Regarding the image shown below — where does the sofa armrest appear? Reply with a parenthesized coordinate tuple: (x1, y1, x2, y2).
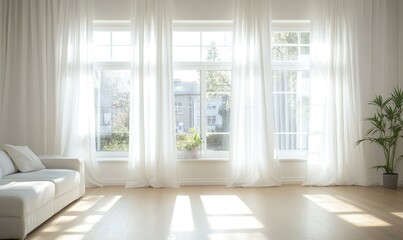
(39, 157, 82, 172)
(39, 156, 85, 196)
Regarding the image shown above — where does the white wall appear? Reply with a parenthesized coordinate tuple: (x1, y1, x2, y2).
(93, 0, 313, 21)
(399, 0, 403, 84)
(398, 0, 403, 184)
(93, 0, 131, 20)
(98, 159, 307, 185)
(172, 0, 233, 20)
(386, 0, 399, 89)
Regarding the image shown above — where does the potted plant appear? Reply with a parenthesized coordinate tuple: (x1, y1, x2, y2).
(177, 128, 202, 159)
(356, 87, 403, 189)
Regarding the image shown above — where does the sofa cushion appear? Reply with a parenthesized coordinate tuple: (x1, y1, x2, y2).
(1, 145, 45, 172)
(0, 180, 55, 217)
(0, 150, 17, 177)
(3, 169, 79, 197)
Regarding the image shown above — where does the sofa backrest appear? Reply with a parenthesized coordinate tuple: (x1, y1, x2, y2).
(0, 150, 17, 178)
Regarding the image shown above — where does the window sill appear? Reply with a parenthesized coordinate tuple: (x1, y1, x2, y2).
(97, 157, 129, 163)
(279, 157, 307, 162)
(96, 157, 307, 163)
(178, 158, 228, 162)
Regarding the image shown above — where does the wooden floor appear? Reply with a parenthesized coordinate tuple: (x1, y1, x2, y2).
(27, 186, 403, 240)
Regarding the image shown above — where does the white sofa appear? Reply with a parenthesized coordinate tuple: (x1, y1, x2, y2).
(0, 150, 85, 239)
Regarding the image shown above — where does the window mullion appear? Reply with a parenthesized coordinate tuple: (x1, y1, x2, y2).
(200, 69, 207, 156)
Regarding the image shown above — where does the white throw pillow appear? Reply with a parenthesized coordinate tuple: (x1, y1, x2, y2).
(0, 167, 3, 179)
(1, 144, 46, 172)
(0, 149, 17, 176)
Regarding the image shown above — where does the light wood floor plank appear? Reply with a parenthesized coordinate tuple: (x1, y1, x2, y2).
(27, 186, 403, 240)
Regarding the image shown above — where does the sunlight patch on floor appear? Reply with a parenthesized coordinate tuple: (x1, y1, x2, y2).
(65, 215, 103, 233)
(42, 216, 77, 233)
(170, 195, 194, 232)
(391, 212, 403, 219)
(304, 194, 392, 227)
(338, 214, 391, 227)
(303, 195, 362, 213)
(54, 234, 84, 240)
(67, 195, 104, 213)
(97, 195, 122, 212)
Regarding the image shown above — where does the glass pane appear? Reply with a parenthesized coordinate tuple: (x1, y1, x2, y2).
(202, 46, 228, 62)
(206, 94, 230, 133)
(299, 71, 311, 93)
(174, 70, 201, 94)
(93, 31, 111, 45)
(174, 70, 201, 136)
(272, 46, 298, 61)
(202, 32, 226, 46)
(272, 32, 298, 44)
(300, 46, 310, 55)
(206, 71, 231, 93)
(206, 133, 229, 151)
(273, 71, 297, 92)
(173, 47, 201, 62)
(272, 30, 310, 153)
(299, 133, 309, 150)
(299, 96, 310, 132)
(206, 70, 231, 151)
(300, 32, 310, 44)
(224, 47, 232, 62)
(112, 46, 132, 61)
(94, 70, 130, 151)
(273, 93, 297, 133)
(225, 32, 233, 46)
(275, 134, 297, 151)
(112, 32, 131, 45)
(173, 32, 200, 46)
(94, 46, 111, 62)
(276, 133, 308, 151)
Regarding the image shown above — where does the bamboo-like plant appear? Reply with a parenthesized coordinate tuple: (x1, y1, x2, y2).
(356, 87, 403, 173)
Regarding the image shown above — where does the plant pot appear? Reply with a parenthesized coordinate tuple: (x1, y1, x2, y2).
(187, 148, 199, 159)
(383, 173, 398, 189)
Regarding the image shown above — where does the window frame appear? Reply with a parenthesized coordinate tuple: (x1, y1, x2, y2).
(173, 22, 233, 159)
(271, 20, 311, 160)
(93, 21, 132, 158)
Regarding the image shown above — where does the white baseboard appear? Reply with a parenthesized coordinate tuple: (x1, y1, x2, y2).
(100, 178, 127, 186)
(99, 177, 305, 186)
(179, 178, 227, 185)
(279, 177, 305, 185)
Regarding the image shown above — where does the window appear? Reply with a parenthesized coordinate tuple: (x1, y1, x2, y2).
(207, 116, 217, 126)
(173, 31, 232, 62)
(272, 23, 310, 158)
(93, 22, 131, 154)
(173, 26, 232, 158)
(175, 102, 184, 115)
(93, 31, 132, 62)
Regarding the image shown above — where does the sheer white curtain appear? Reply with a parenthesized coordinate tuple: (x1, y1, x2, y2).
(0, 0, 58, 154)
(0, 0, 102, 187)
(304, 0, 388, 186)
(227, 0, 281, 187)
(56, 0, 102, 187)
(126, 0, 178, 188)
